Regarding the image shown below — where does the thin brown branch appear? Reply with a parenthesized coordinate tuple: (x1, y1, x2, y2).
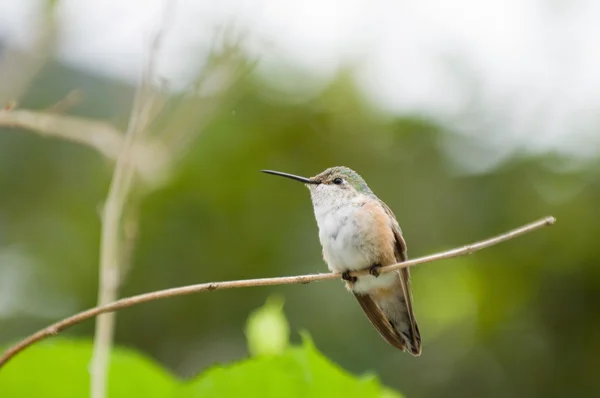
(0, 215, 555, 369)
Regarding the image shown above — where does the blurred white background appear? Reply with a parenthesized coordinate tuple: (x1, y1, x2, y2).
(1, 0, 599, 163)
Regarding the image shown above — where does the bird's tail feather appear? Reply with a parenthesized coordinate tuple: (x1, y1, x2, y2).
(354, 278, 421, 355)
(375, 288, 421, 355)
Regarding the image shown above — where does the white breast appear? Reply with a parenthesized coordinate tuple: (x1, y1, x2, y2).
(315, 201, 371, 272)
(312, 196, 397, 293)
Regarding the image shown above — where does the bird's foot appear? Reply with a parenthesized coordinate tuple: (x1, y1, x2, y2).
(341, 270, 358, 283)
(369, 263, 382, 278)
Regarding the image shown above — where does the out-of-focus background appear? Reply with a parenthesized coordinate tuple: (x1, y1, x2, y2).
(1, 1, 599, 397)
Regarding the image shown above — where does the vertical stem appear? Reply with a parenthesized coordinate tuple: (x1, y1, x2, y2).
(88, 3, 174, 395)
(90, 188, 132, 398)
(90, 128, 140, 398)
(89, 39, 156, 398)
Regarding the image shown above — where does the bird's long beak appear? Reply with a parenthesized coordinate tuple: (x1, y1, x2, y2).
(261, 170, 319, 184)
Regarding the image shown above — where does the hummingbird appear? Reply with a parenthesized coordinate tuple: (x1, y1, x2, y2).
(262, 166, 421, 355)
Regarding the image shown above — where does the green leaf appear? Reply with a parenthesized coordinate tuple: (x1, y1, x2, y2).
(179, 331, 402, 398)
(0, 339, 177, 398)
(244, 295, 290, 356)
(1, 303, 403, 398)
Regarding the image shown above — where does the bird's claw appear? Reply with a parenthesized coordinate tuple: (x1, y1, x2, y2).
(369, 264, 382, 278)
(341, 271, 358, 283)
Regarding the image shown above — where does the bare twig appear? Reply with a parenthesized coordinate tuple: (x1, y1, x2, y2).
(0, 109, 124, 160)
(45, 90, 84, 113)
(0, 3, 58, 106)
(0, 109, 170, 186)
(161, 28, 253, 162)
(0, 216, 555, 369)
(89, 3, 175, 398)
(88, 93, 138, 398)
(118, 199, 141, 282)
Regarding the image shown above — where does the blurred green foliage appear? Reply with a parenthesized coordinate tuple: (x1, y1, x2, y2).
(245, 295, 290, 356)
(0, 340, 177, 398)
(0, 298, 400, 398)
(0, 53, 599, 398)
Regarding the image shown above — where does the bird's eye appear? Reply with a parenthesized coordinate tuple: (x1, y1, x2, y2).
(333, 178, 344, 185)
